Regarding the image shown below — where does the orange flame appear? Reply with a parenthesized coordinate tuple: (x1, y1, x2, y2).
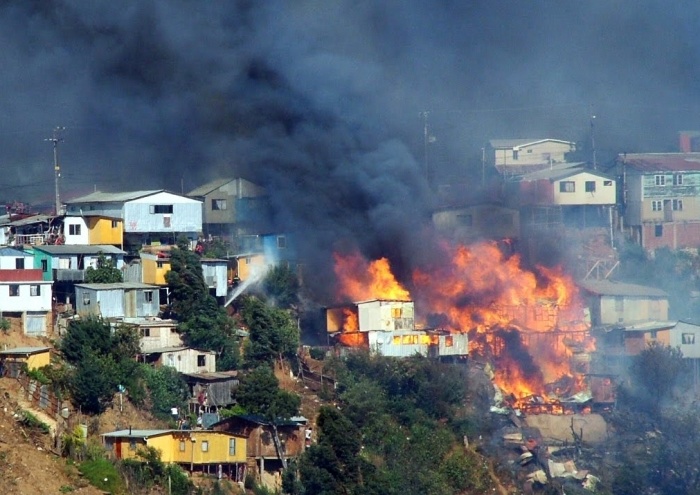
(334, 252, 410, 301)
(332, 241, 594, 409)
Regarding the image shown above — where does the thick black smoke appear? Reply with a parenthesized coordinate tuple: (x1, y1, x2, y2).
(2, 1, 700, 295)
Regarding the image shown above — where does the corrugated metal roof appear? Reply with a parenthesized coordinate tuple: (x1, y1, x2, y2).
(578, 279, 668, 298)
(75, 282, 158, 290)
(141, 346, 216, 355)
(623, 320, 677, 332)
(9, 215, 53, 226)
(101, 429, 172, 438)
(518, 163, 608, 182)
(182, 371, 239, 381)
(186, 178, 234, 197)
(66, 190, 163, 204)
(619, 153, 700, 173)
(34, 245, 126, 255)
(0, 346, 51, 355)
(0, 247, 30, 257)
(489, 138, 575, 149)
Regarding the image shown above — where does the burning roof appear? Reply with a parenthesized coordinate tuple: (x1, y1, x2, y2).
(331, 240, 594, 412)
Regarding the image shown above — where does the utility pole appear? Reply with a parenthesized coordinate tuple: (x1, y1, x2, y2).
(589, 105, 597, 170)
(420, 111, 430, 182)
(45, 126, 65, 215)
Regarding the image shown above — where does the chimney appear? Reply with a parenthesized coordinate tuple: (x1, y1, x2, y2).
(129, 426, 132, 435)
(679, 131, 700, 153)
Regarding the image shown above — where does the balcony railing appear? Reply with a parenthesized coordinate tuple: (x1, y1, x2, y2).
(53, 269, 85, 282)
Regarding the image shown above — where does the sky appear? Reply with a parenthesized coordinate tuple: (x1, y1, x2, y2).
(2, 1, 700, 287)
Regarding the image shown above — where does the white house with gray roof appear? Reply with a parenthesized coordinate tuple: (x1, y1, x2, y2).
(489, 138, 577, 177)
(65, 190, 202, 251)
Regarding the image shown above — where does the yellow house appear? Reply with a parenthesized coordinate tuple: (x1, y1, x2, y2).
(87, 217, 123, 245)
(0, 346, 51, 371)
(231, 253, 266, 282)
(141, 252, 171, 285)
(63, 216, 123, 246)
(102, 429, 248, 479)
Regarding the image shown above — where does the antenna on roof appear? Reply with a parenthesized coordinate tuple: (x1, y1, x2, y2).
(45, 127, 65, 215)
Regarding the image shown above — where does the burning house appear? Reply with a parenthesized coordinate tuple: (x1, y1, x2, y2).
(326, 299, 468, 360)
(331, 242, 598, 413)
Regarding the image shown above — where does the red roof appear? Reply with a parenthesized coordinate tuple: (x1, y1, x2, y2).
(619, 153, 700, 173)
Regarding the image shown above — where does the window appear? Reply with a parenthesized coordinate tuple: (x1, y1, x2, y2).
(444, 336, 454, 347)
(212, 199, 227, 211)
(69, 224, 81, 236)
(603, 180, 613, 186)
(179, 440, 186, 452)
(559, 181, 575, 193)
(277, 236, 287, 249)
(244, 257, 251, 264)
(650, 331, 658, 340)
(83, 294, 91, 305)
(585, 181, 596, 193)
(201, 440, 209, 452)
(655, 175, 666, 186)
(141, 328, 151, 337)
(673, 174, 684, 186)
(15, 258, 24, 269)
(655, 224, 663, 237)
(527, 148, 533, 154)
(130, 440, 137, 450)
(111, 220, 119, 228)
(197, 355, 207, 367)
(614, 296, 624, 312)
(512, 150, 519, 160)
(41, 259, 48, 273)
(229, 438, 236, 455)
(163, 216, 171, 228)
(30, 285, 40, 296)
(652, 200, 663, 212)
(456, 214, 473, 226)
(673, 199, 683, 211)
(157, 261, 165, 268)
(682, 333, 696, 345)
(391, 307, 403, 318)
(9, 285, 19, 297)
(144, 290, 154, 303)
(150, 204, 173, 214)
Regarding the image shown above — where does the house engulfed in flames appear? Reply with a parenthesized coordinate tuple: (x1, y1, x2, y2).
(331, 242, 603, 414)
(326, 299, 468, 360)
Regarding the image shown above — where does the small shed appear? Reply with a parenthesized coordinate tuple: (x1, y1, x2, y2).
(0, 346, 51, 373)
(182, 371, 240, 413)
(201, 258, 228, 298)
(211, 414, 308, 475)
(75, 282, 160, 318)
(143, 346, 216, 374)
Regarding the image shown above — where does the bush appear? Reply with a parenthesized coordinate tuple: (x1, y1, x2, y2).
(19, 410, 51, 434)
(79, 458, 124, 494)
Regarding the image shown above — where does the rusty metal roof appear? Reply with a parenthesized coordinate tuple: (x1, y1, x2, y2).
(619, 153, 700, 172)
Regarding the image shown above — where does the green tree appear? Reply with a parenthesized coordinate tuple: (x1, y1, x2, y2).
(61, 318, 142, 413)
(142, 365, 189, 420)
(70, 351, 119, 414)
(166, 238, 240, 371)
(60, 317, 113, 364)
(263, 264, 300, 309)
(236, 366, 300, 420)
(628, 342, 689, 414)
(166, 237, 209, 318)
(240, 296, 299, 366)
(84, 253, 123, 283)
